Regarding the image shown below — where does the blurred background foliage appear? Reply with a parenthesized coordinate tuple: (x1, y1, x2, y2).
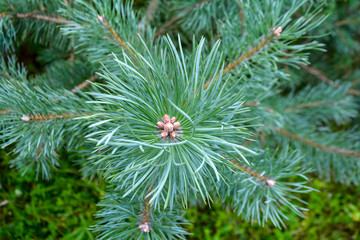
(1, 0, 360, 239)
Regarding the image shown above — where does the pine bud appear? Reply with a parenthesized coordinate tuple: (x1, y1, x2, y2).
(170, 117, 176, 123)
(266, 179, 276, 187)
(163, 114, 170, 123)
(97, 14, 104, 22)
(273, 27, 282, 37)
(170, 131, 176, 138)
(157, 121, 164, 128)
(139, 222, 150, 232)
(21, 115, 30, 121)
(164, 123, 174, 132)
(173, 121, 181, 128)
(161, 130, 168, 138)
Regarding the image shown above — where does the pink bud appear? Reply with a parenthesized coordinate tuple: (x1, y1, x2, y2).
(157, 121, 164, 128)
(97, 15, 104, 22)
(170, 131, 176, 138)
(139, 222, 150, 232)
(161, 130, 168, 138)
(21, 115, 30, 121)
(164, 123, 174, 132)
(170, 117, 176, 123)
(273, 27, 282, 37)
(266, 179, 276, 187)
(163, 114, 170, 123)
(173, 122, 181, 128)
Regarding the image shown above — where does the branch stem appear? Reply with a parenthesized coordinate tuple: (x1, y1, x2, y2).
(203, 32, 276, 90)
(273, 127, 360, 157)
(0, 11, 66, 23)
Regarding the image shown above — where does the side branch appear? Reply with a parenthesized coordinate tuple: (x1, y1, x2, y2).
(0, 109, 10, 115)
(300, 64, 360, 96)
(1, 11, 66, 23)
(223, 35, 275, 74)
(70, 75, 98, 94)
(285, 101, 338, 112)
(203, 28, 281, 90)
(98, 16, 127, 49)
(21, 113, 91, 121)
(231, 160, 276, 187)
(273, 127, 360, 157)
(139, 187, 153, 233)
(97, 16, 138, 65)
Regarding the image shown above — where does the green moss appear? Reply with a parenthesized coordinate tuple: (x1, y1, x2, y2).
(0, 149, 105, 240)
(185, 178, 360, 240)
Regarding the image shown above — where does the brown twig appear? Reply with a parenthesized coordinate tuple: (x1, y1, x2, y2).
(243, 100, 260, 107)
(299, 64, 338, 87)
(70, 75, 98, 94)
(284, 101, 338, 113)
(299, 64, 360, 96)
(334, 18, 360, 27)
(97, 16, 139, 66)
(145, 0, 160, 25)
(0, 109, 10, 115)
(139, 187, 153, 233)
(203, 31, 278, 90)
(230, 159, 275, 187)
(21, 113, 91, 121)
(273, 127, 360, 157)
(1, 11, 67, 23)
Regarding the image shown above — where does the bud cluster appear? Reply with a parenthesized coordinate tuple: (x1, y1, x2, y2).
(156, 114, 182, 142)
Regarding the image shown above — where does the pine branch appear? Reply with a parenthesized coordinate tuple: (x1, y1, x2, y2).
(299, 64, 360, 96)
(334, 18, 360, 27)
(97, 15, 138, 65)
(0, 11, 67, 23)
(231, 160, 276, 187)
(284, 101, 339, 113)
(144, 0, 160, 25)
(70, 75, 98, 94)
(97, 15, 127, 49)
(203, 27, 282, 90)
(21, 113, 89, 121)
(154, 0, 212, 39)
(273, 127, 360, 158)
(0, 109, 10, 115)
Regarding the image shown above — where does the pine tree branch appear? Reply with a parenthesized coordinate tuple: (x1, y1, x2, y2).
(284, 101, 339, 113)
(351, 78, 360, 87)
(203, 28, 281, 90)
(97, 16, 139, 66)
(0, 11, 67, 23)
(21, 113, 91, 121)
(0, 109, 10, 115)
(334, 18, 360, 27)
(243, 100, 260, 107)
(299, 64, 360, 96)
(154, 0, 212, 40)
(145, 0, 160, 25)
(230, 160, 276, 187)
(70, 75, 98, 94)
(273, 127, 360, 157)
(97, 15, 127, 49)
(139, 187, 153, 233)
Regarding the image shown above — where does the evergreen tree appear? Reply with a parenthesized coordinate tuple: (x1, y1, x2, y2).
(0, 0, 359, 239)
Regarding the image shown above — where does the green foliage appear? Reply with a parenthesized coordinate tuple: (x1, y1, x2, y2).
(2, 154, 359, 239)
(95, 190, 188, 240)
(0, 0, 359, 238)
